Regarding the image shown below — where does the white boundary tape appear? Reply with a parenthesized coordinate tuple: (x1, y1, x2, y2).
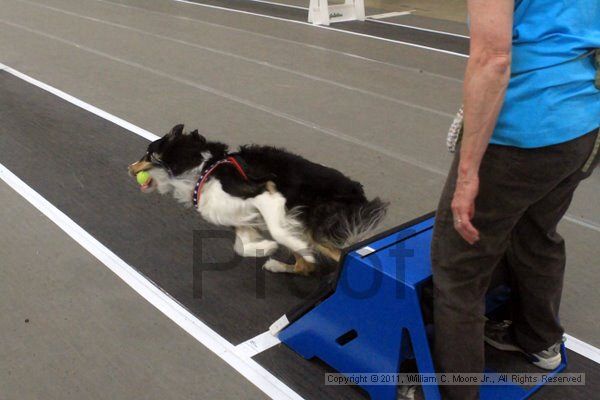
(237, 331, 282, 358)
(368, 11, 414, 20)
(564, 334, 600, 364)
(1, 63, 600, 368)
(366, 18, 470, 39)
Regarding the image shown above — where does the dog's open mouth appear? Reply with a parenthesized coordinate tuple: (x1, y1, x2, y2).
(140, 177, 153, 192)
(136, 173, 156, 193)
(129, 160, 156, 192)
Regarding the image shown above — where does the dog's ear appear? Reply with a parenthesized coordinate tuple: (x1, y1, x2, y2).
(190, 129, 206, 145)
(169, 124, 184, 138)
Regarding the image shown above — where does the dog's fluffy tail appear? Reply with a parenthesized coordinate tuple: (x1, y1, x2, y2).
(312, 198, 389, 249)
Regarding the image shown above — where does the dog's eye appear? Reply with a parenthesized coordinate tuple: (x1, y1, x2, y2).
(150, 153, 161, 163)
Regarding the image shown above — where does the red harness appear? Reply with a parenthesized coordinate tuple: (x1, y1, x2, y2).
(192, 156, 248, 208)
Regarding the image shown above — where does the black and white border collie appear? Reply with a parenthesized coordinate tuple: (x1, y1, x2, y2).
(129, 124, 388, 275)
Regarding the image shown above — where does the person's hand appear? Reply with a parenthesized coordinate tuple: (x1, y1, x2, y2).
(451, 174, 480, 244)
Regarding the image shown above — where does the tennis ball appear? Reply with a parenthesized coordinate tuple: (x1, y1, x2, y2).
(136, 171, 151, 185)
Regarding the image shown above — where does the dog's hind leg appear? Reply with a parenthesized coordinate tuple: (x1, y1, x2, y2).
(252, 190, 315, 264)
(315, 243, 342, 263)
(234, 226, 278, 257)
(291, 252, 316, 275)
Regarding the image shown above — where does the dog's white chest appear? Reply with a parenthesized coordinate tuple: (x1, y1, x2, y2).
(197, 179, 260, 226)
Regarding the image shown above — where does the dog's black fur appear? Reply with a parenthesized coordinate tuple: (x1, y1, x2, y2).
(132, 125, 388, 262)
(237, 144, 388, 247)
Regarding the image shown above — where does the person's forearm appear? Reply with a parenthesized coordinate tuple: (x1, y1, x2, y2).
(459, 54, 511, 179)
(449, 0, 514, 244)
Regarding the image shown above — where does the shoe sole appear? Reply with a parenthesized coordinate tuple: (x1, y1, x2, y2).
(531, 353, 562, 370)
(484, 336, 524, 353)
(485, 337, 562, 370)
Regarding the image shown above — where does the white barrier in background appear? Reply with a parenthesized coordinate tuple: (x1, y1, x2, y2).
(308, 0, 365, 25)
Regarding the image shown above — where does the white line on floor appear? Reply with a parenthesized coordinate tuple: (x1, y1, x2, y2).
(14, 0, 455, 119)
(565, 334, 600, 364)
(368, 11, 414, 19)
(170, 0, 469, 58)
(1, 64, 599, 364)
(237, 331, 282, 358)
(563, 214, 600, 232)
(367, 18, 470, 39)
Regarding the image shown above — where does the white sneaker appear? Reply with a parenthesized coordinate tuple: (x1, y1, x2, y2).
(484, 319, 563, 370)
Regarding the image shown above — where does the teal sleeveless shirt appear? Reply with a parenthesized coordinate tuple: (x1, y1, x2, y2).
(492, 0, 600, 148)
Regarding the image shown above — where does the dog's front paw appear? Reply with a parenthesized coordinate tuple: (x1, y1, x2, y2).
(263, 258, 295, 273)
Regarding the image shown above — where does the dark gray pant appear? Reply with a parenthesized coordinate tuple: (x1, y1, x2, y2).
(431, 128, 600, 400)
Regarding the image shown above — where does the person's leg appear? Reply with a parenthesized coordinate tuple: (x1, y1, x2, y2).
(433, 129, 599, 399)
(506, 184, 571, 352)
(507, 130, 600, 353)
(432, 146, 533, 400)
